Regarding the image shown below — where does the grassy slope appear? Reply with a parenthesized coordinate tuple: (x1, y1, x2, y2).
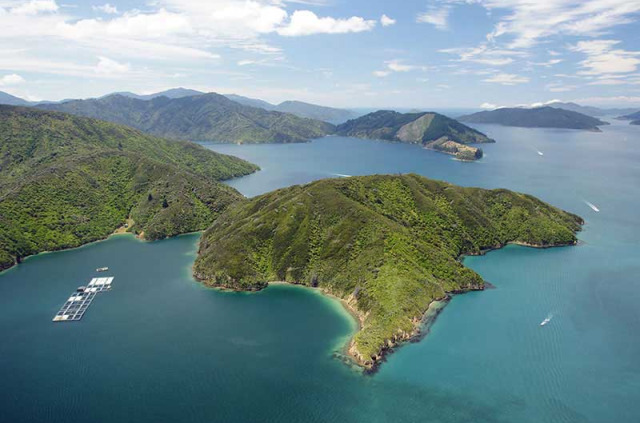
(38, 93, 335, 143)
(195, 174, 583, 366)
(0, 106, 258, 271)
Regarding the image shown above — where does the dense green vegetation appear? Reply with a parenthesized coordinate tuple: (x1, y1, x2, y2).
(459, 106, 609, 130)
(0, 106, 258, 272)
(194, 174, 583, 366)
(335, 110, 493, 160)
(38, 93, 335, 144)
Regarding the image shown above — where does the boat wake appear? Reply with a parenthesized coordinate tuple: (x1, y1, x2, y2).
(584, 200, 600, 212)
(537, 150, 544, 156)
(332, 173, 352, 178)
(540, 313, 553, 326)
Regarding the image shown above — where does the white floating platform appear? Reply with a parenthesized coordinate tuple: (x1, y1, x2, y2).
(53, 276, 114, 322)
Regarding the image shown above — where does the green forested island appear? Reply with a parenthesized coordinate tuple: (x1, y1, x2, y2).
(459, 107, 609, 131)
(37, 93, 335, 144)
(194, 174, 583, 367)
(0, 106, 258, 272)
(336, 110, 494, 160)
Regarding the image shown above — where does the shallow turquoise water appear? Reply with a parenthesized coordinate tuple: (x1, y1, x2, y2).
(1, 119, 639, 422)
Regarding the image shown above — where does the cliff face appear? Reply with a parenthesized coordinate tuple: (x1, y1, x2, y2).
(194, 174, 583, 367)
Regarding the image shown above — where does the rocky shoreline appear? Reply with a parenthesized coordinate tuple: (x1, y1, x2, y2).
(191, 233, 584, 371)
(193, 232, 584, 373)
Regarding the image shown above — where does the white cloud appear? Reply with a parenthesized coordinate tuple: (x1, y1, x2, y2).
(208, 1, 288, 35)
(373, 59, 428, 77)
(0, 0, 380, 84)
(483, 73, 529, 85)
(571, 40, 640, 75)
(476, 0, 640, 49)
(58, 9, 193, 40)
(95, 56, 130, 75)
(380, 14, 396, 27)
(480, 102, 499, 109)
(92, 3, 118, 14)
(545, 82, 577, 92)
(373, 70, 391, 77)
(387, 60, 415, 72)
(438, 0, 640, 79)
(440, 45, 523, 66)
(0, 74, 25, 86)
(417, 6, 450, 30)
(9, 0, 58, 15)
(277, 10, 376, 36)
(528, 59, 562, 67)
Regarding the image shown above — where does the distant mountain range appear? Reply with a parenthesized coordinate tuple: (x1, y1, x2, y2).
(109, 89, 356, 123)
(459, 107, 609, 131)
(37, 93, 334, 144)
(224, 94, 357, 124)
(110, 88, 204, 101)
(336, 110, 494, 160)
(0, 91, 32, 106)
(0, 88, 357, 126)
(546, 102, 639, 117)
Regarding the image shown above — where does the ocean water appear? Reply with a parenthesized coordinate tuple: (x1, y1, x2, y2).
(1, 119, 639, 422)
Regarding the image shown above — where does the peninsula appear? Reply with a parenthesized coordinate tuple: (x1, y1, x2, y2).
(194, 174, 583, 368)
(335, 110, 494, 160)
(0, 106, 258, 272)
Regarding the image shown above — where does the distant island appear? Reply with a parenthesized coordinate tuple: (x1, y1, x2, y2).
(194, 174, 583, 369)
(618, 111, 640, 125)
(336, 110, 494, 160)
(0, 106, 258, 272)
(37, 93, 335, 144)
(459, 106, 609, 131)
(545, 101, 639, 117)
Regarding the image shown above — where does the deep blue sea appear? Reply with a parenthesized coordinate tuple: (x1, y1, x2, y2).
(1, 118, 639, 422)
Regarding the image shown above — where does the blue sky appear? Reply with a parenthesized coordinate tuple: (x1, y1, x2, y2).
(1, 0, 640, 108)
